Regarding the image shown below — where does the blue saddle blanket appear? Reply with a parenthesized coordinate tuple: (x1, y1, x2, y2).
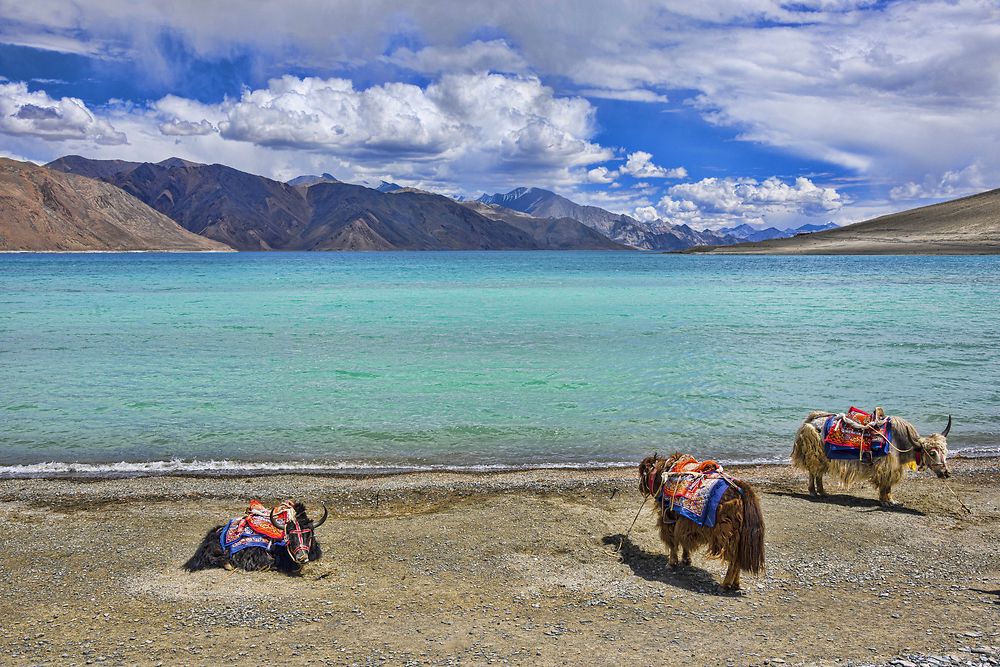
(220, 518, 286, 556)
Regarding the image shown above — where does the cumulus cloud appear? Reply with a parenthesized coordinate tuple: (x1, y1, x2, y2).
(655, 176, 844, 229)
(620, 151, 686, 179)
(0, 81, 126, 145)
(213, 73, 611, 177)
(587, 166, 616, 184)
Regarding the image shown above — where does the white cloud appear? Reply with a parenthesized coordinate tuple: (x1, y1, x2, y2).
(586, 166, 616, 184)
(0, 81, 126, 145)
(213, 73, 611, 182)
(632, 205, 659, 222)
(578, 88, 668, 103)
(657, 176, 844, 229)
(386, 39, 528, 74)
(158, 118, 215, 136)
(889, 164, 988, 201)
(620, 151, 686, 179)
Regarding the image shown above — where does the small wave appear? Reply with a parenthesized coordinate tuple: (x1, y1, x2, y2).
(0, 458, 638, 479)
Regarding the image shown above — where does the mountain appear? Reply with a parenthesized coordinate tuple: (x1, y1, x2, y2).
(719, 221, 840, 242)
(693, 190, 1000, 254)
(0, 158, 231, 251)
(287, 173, 339, 187)
(46, 156, 623, 251)
(478, 186, 736, 250)
(462, 201, 627, 250)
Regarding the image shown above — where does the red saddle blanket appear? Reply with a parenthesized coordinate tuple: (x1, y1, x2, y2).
(656, 456, 732, 528)
(823, 407, 893, 459)
(243, 499, 296, 539)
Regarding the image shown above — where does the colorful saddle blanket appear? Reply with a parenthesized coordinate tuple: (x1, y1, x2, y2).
(219, 499, 296, 557)
(655, 456, 733, 528)
(822, 407, 893, 461)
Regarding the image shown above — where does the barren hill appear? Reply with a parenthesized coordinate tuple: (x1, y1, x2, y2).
(0, 158, 231, 252)
(693, 188, 1000, 254)
(48, 156, 626, 251)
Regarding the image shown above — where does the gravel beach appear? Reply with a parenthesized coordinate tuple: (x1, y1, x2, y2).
(1, 459, 997, 666)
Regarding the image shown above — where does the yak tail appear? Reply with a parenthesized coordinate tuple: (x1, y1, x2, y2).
(735, 480, 765, 576)
(791, 414, 827, 473)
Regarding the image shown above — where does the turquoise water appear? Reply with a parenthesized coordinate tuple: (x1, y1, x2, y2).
(1, 252, 998, 475)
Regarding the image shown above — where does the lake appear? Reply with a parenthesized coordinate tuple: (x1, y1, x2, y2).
(1, 251, 997, 476)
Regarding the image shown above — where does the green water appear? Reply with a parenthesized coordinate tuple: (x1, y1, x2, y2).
(1, 252, 997, 475)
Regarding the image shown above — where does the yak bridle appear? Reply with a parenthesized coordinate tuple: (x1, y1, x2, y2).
(917, 416, 952, 478)
(272, 504, 328, 564)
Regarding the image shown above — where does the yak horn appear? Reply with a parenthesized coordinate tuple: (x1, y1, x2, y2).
(942, 415, 952, 437)
(313, 504, 328, 528)
(270, 507, 280, 527)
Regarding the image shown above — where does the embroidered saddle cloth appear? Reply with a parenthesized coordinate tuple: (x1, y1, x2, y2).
(823, 406, 892, 461)
(219, 499, 296, 556)
(656, 456, 733, 528)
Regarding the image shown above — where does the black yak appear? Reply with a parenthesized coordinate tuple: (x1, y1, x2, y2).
(184, 500, 327, 574)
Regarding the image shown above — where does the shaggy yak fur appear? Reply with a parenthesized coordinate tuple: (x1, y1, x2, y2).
(638, 453, 765, 591)
(791, 411, 952, 506)
(184, 501, 324, 574)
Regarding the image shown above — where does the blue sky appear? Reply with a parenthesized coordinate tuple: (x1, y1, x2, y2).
(1, 1, 998, 230)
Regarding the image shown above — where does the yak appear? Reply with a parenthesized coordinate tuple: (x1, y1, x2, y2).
(639, 453, 765, 592)
(184, 501, 327, 574)
(792, 411, 951, 506)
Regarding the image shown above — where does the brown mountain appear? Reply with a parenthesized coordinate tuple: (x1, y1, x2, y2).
(0, 158, 231, 252)
(47, 156, 622, 251)
(462, 201, 627, 250)
(692, 188, 1000, 254)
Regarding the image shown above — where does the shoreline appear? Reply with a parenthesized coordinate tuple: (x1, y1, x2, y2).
(3, 458, 997, 665)
(3, 458, 998, 665)
(2, 449, 997, 482)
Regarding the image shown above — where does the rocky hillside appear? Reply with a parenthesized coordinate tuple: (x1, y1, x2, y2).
(47, 156, 623, 251)
(478, 187, 735, 250)
(695, 189, 1000, 254)
(0, 158, 231, 252)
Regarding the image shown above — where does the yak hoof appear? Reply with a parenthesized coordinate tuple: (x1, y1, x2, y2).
(879, 500, 899, 508)
(222, 562, 234, 571)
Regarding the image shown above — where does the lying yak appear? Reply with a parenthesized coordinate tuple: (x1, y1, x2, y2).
(184, 499, 327, 574)
(792, 407, 951, 506)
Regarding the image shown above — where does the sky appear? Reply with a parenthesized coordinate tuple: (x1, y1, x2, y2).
(0, 1, 998, 231)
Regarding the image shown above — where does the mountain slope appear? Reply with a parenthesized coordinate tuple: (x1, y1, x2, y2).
(695, 188, 1000, 254)
(0, 158, 231, 251)
(479, 187, 735, 250)
(462, 201, 627, 250)
(47, 156, 590, 251)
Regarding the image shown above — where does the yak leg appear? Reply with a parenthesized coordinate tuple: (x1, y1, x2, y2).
(681, 545, 692, 568)
(809, 472, 828, 497)
(667, 541, 680, 569)
(879, 485, 896, 507)
(815, 473, 828, 497)
(660, 520, 679, 568)
(721, 557, 741, 591)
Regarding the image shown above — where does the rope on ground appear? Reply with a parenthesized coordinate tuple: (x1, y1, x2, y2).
(615, 494, 649, 555)
(942, 478, 972, 514)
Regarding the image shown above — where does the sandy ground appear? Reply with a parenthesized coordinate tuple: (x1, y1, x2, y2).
(1, 459, 998, 666)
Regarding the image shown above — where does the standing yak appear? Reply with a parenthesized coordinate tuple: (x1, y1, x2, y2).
(792, 409, 951, 506)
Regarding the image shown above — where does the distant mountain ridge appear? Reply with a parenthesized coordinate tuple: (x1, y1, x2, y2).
(718, 221, 838, 243)
(479, 186, 737, 250)
(0, 158, 230, 252)
(46, 156, 621, 251)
